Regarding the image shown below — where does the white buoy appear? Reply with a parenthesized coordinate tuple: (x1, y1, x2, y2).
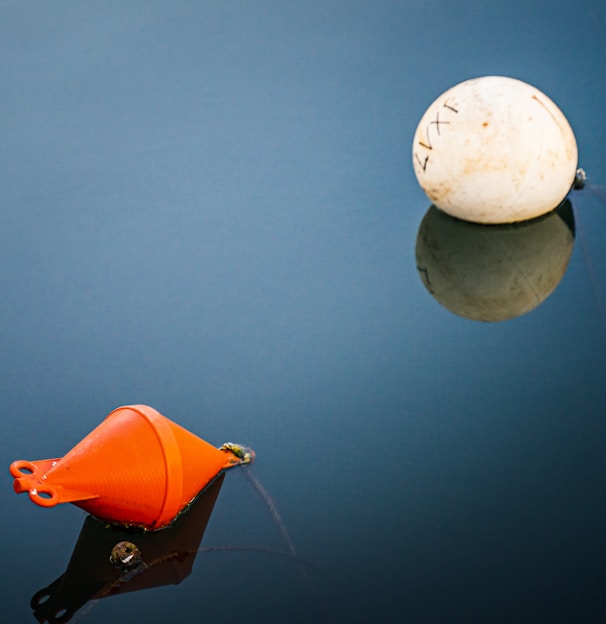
(412, 76, 578, 224)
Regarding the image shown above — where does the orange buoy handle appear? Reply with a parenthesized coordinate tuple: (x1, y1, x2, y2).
(10, 458, 99, 508)
(11, 459, 61, 503)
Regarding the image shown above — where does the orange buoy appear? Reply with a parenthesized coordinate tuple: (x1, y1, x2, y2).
(9, 405, 254, 530)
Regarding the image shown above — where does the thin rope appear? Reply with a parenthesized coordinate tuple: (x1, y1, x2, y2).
(574, 191, 606, 332)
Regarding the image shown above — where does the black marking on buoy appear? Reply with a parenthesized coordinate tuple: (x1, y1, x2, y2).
(443, 101, 459, 113)
(415, 153, 430, 172)
(430, 111, 449, 135)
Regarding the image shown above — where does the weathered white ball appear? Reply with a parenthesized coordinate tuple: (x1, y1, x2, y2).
(412, 76, 578, 224)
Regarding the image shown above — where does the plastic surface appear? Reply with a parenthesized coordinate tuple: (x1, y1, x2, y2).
(412, 76, 578, 224)
(10, 405, 246, 529)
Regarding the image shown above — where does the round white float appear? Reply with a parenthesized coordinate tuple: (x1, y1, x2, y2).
(412, 76, 578, 224)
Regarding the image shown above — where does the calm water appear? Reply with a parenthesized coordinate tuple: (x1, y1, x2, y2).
(1, 2, 605, 623)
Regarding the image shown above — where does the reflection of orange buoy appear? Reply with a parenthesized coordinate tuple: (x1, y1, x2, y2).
(9, 405, 253, 530)
(31, 474, 225, 623)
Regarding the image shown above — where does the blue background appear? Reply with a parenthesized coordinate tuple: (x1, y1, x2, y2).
(1, 2, 605, 622)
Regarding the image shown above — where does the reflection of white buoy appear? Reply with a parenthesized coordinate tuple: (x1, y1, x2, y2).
(415, 200, 575, 322)
(412, 76, 578, 224)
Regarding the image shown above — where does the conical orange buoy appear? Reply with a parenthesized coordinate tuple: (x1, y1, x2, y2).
(9, 405, 254, 530)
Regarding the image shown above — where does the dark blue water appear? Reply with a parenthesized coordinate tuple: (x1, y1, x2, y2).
(1, 2, 605, 622)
